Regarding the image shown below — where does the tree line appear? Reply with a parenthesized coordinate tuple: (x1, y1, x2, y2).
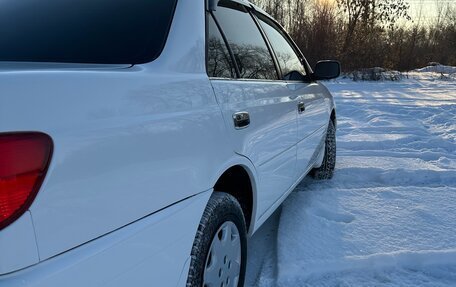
(252, 0, 456, 71)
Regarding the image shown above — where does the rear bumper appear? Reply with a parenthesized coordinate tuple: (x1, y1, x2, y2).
(0, 191, 211, 287)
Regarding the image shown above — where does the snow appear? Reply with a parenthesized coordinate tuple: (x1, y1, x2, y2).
(411, 65, 456, 82)
(415, 65, 456, 75)
(247, 73, 456, 286)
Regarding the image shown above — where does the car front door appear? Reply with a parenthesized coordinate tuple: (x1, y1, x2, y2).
(207, 1, 298, 219)
(255, 12, 329, 177)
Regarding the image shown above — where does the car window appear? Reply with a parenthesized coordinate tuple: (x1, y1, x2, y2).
(0, 0, 177, 64)
(256, 14, 307, 81)
(213, 1, 277, 80)
(207, 14, 237, 78)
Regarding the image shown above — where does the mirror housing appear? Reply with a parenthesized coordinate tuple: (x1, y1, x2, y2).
(313, 60, 341, 80)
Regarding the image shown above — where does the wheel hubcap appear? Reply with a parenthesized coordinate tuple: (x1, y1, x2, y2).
(203, 221, 241, 287)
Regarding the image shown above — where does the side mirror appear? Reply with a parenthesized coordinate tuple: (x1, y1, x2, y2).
(313, 60, 341, 80)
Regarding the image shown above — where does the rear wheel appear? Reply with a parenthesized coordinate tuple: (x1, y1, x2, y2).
(311, 120, 336, 180)
(187, 192, 247, 287)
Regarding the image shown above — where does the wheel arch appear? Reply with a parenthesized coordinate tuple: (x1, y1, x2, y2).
(212, 162, 258, 235)
(330, 109, 337, 129)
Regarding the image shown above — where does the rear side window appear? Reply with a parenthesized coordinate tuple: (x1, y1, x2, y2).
(0, 0, 177, 64)
(207, 15, 236, 78)
(213, 1, 277, 80)
(256, 14, 306, 80)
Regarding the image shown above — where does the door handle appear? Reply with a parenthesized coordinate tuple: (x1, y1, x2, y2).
(298, 102, 306, 114)
(233, 111, 250, 129)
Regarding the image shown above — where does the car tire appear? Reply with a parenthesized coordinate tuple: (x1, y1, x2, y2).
(311, 120, 336, 180)
(187, 192, 247, 287)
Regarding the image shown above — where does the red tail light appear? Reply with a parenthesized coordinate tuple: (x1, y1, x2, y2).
(0, 133, 53, 230)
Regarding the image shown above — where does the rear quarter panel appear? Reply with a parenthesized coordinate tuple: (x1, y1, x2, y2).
(0, 65, 230, 260)
(0, 0, 233, 261)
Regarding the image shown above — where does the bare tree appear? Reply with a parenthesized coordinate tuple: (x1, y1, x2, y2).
(251, 0, 455, 71)
(337, 0, 410, 53)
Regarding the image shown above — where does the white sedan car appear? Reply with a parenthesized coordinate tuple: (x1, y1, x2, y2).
(0, 0, 339, 286)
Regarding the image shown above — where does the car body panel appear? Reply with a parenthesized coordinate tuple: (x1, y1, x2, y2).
(0, 0, 232, 267)
(24, 69, 227, 260)
(287, 82, 332, 176)
(0, 191, 211, 287)
(0, 212, 39, 274)
(210, 79, 298, 219)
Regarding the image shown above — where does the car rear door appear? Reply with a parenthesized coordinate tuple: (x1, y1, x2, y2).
(254, 12, 329, 177)
(207, 0, 298, 218)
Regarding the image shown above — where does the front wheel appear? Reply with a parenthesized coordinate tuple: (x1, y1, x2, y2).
(187, 192, 247, 287)
(311, 119, 336, 180)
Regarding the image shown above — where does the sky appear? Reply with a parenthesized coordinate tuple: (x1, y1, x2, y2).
(320, 0, 455, 24)
(407, 0, 455, 22)
(327, 0, 455, 23)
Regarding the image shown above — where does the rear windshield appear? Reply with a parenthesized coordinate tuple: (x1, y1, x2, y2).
(0, 0, 177, 64)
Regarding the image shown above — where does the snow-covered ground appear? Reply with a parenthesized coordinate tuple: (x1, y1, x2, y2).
(415, 64, 456, 75)
(247, 72, 456, 286)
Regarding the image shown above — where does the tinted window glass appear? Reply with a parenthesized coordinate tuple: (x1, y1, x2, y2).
(213, 1, 277, 80)
(207, 15, 236, 78)
(257, 15, 306, 80)
(0, 0, 177, 64)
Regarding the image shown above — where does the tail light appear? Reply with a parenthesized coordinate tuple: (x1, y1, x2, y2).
(0, 133, 53, 230)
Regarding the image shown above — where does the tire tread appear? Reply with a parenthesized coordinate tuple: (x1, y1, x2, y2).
(311, 120, 336, 180)
(186, 192, 247, 287)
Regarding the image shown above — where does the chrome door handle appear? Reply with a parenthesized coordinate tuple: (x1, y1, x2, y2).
(298, 102, 306, 114)
(233, 111, 250, 129)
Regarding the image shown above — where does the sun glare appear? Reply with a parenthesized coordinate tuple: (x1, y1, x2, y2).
(317, 0, 336, 7)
